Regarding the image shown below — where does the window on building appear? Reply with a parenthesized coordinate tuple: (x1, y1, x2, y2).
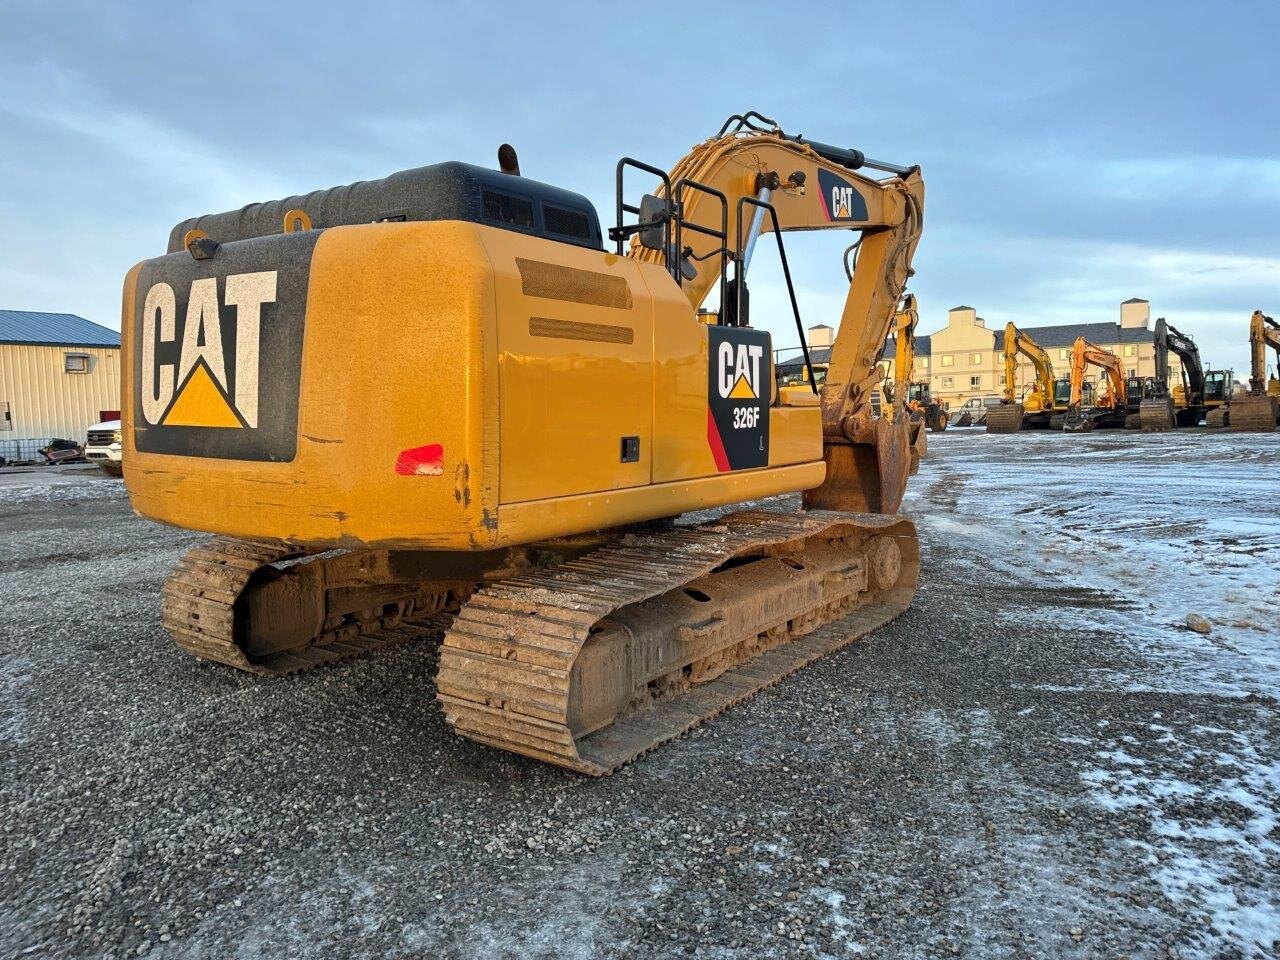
(970, 375, 981, 389)
(941, 355, 954, 367)
(0, 402, 10, 431)
(1123, 344, 1137, 357)
(64, 353, 89, 374)
(969, 353, 982, 365)
(1128, 369, 1136, 378)
(920, 358, 929, 368)
(941, 376, 954, 389)
(1058, 349, 1070, 361)
(999, 373, 1006, 385)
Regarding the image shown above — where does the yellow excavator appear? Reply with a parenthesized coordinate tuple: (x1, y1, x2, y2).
(1227, 310, 1280, 432)
(121, 113, 925, 774)
(880, 296, 944, 449)
(1062, 337, 1126, 432)
(986, 322, 1054, 433)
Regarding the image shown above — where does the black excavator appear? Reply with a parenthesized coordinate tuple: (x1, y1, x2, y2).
(1139, 318, 1206, 430)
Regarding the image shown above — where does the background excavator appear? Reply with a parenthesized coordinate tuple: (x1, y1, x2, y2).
(880, 296, 947, 434)
(121, 113, 925, 775)
(1061, 337, 1126, 432)
(986, 322, 1054, 433)
(1139, 317, 1205, 430)
(1227, 309, 1280, 432)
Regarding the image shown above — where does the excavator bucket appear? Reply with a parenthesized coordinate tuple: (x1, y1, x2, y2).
(803, 415, 911, 515)
(1138, 397, 1176, 431)
(984, 403, 1023, 434)
(1229, 395, 1280, 432)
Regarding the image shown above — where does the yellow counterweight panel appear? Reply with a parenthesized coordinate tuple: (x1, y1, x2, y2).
(124, 222, 499, 549)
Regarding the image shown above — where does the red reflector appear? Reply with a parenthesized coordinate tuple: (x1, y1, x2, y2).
(395, 443, 444, 476)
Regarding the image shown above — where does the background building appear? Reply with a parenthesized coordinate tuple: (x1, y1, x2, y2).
(780, 298, 1187, 410)
(0, 309, 121, 460)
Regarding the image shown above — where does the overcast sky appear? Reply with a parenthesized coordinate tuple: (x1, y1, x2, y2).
(2, 0, 1276, 375)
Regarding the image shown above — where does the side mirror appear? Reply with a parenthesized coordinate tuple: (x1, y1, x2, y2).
(638, 194, 670, 251)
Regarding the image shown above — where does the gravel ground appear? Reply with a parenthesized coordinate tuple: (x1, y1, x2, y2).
(1, 431, 1277, 959)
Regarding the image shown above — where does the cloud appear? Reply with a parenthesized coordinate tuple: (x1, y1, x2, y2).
(0, 60, 284, 208)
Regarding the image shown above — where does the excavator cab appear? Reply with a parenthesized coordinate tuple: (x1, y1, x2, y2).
(1053, 378, 1094, 410)
(1204, 369, 1231, 403)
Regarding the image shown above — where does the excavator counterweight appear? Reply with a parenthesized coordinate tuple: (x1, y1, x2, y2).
(122, 116, 926, 772)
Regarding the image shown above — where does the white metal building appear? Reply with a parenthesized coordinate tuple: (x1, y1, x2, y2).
(0, 309, 121, 460)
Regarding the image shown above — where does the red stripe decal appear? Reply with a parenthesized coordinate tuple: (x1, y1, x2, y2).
(817, 188, 832, 221)
(395, 443, 444, 476)
(706, 408, 731, 472)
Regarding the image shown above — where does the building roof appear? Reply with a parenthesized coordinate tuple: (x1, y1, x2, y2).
(992, 322, 1153, 351)
(777, 320, 1153, 374)
(1121, 298, 1149, 305)
(0, 310, 121, 348)
(777, 335, 930, 374)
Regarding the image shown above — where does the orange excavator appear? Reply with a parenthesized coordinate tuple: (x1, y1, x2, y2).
(1062, 337, 1126, 432)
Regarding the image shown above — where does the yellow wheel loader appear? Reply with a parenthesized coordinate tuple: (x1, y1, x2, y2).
(986, 323, 1054, 434)
(121, 113, 926, 774)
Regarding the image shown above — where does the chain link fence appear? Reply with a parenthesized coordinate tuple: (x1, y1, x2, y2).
(0, 438, 53, 465)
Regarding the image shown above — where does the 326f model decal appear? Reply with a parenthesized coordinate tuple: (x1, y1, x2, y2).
(707, 326, 771, 471)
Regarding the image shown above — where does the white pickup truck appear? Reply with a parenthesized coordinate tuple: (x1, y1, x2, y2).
(85, 419, 123, 476)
